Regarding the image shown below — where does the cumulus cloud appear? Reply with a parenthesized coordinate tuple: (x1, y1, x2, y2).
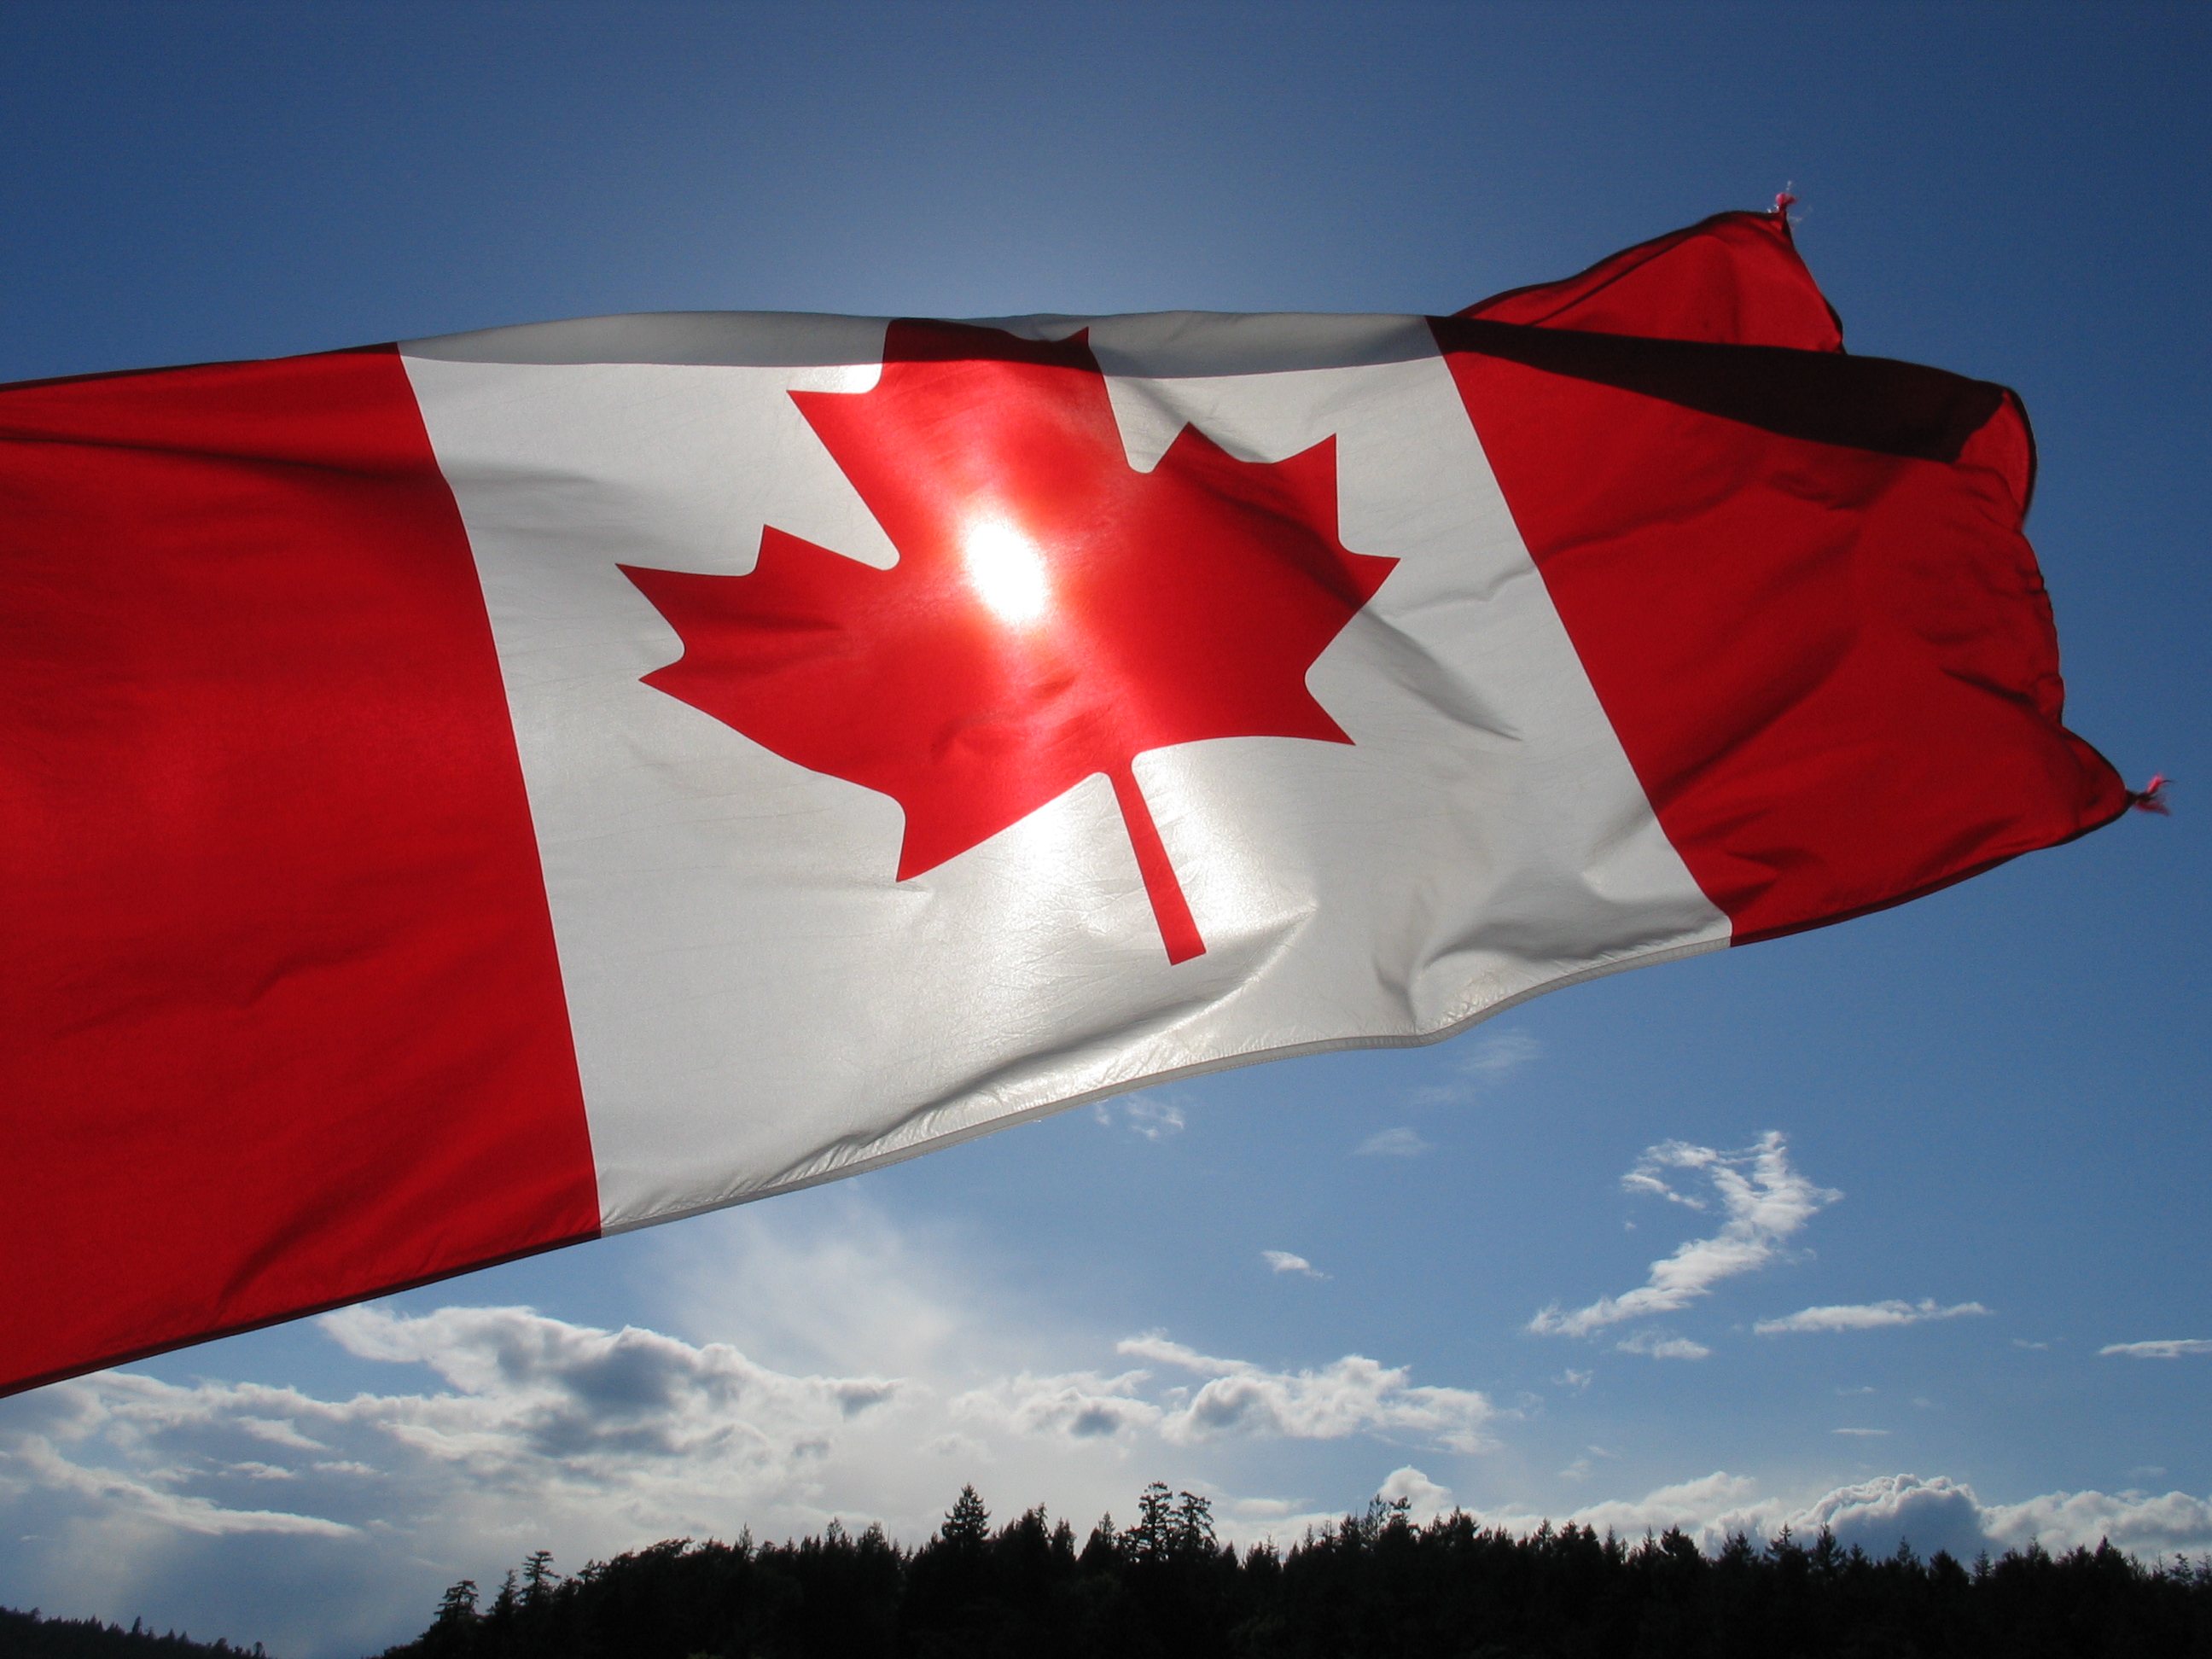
(1530, 1132, 1837, 1340)
(2100, 1339, 2212, 1359)
(1262, 1250, 1327, 1280)
(4, 1313, 1491, 1556)
(1757, 1300, 1990, 1336)
(323, 1302, 906, 1439)
(1356, 1127, 1432, 1157)
(0, 1284, 1505, 1658)
(951, 1370, 1161, 1441)
(1377, 1465, 1456, 1522)
(1984, 1487, 2212, 1558)
(1613, 1330, 1710, 1360)
(1770, 1475, 1991, 1560)
(0, 1308, 930, 1658)
(14, 1288, 2212, 1659)
(19, 1177, 2196, 1659)
(1465, 1470, 2212, 1566)
(1115, 1335, 1496, 1452)
(1412, 1030, 1542, 1103)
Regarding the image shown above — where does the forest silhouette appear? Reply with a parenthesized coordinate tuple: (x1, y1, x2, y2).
(0, 1605, 264, 1657)
(9, 1483, 2207, 1657)
(368, 1481, 2212, 1658)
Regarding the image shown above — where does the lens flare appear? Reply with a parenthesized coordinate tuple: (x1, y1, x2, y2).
(961, 517, 1051, 625)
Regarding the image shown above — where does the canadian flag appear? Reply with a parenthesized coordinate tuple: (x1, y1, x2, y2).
(0, 209, 2128, 1395)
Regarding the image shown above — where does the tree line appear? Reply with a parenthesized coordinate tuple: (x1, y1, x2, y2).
(0, 1605, 265, 1658)
(380, 1481, 2212, 1658)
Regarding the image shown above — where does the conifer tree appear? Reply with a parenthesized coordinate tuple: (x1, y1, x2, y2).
(940, 1485, 988, 1551)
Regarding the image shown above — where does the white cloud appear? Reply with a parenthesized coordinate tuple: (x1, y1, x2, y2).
(1558, 1446, 1620, 1482)
(0, 1273, 1500, 1659)
(8, 1428, 352, 1539)
(1767, 1475, 1990, 1559)
(1115, 1335, 1496, 1452)
(236, 1417, 328, 1452)
(1463, 1029, 1542, 1078)
(2100, 1338, 2212, 1359)
(1262, 1250, 1327, 1280)
(1984, 1487, 2212, 1558)
(15, 1275, 2212, 1659)
(1530, 1132, 1837, 1339)
(951, 1370, 1161, 1441)
(1356, 1126, 1432, 1157)
(1094, 1093, 1185, 1139)
(6, 1313, 1492, 1549)
(1554, 1369, 1593, 1392)
(1412, 1030, 1542, 1103)
(323, 1301, 905, 1429)
(1, 1316, 924, 1659)
(1464, 1470, 2212, 1565)
(1756, 1300, 1989, 1336)
(26, 1173, 2198, 1659)
(1376, 1465, 1455, 1522)
(1517, 1471, 1763, 1541)
(1614, 1330, 1710, 1360)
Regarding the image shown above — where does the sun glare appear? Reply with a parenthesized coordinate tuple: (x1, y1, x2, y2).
(962, 517, 1051, 626)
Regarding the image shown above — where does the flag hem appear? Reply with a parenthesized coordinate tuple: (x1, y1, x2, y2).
(597, 930, 1732, 1238)
(0, 1225, 602, 1401)
(1727, 787, 2137, 947)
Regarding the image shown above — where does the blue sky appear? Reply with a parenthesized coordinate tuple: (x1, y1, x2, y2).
(3, 4, 2207, 1655)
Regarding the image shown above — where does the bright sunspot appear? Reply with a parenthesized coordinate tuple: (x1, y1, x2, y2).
(962, 517, 1051, 625)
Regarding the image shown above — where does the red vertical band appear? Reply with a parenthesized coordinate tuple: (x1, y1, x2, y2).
(1435, 321, 2128, 944)
(0, 346, 598, 1396)
(1460, 207, 1845, 352)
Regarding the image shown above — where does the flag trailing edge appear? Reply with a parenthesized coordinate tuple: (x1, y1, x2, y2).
(0, 208, 2130, 1396)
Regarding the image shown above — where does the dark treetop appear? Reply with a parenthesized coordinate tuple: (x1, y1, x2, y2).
(377, 1481, 2212, 1659)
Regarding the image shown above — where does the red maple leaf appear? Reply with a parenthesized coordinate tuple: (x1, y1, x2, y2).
(621, 320, 1397, 964)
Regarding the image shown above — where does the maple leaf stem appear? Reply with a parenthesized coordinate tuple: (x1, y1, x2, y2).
(1106, 766, 1207, 966)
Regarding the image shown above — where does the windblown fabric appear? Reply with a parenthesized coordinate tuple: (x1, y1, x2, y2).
(0, 209, 2127, 1394)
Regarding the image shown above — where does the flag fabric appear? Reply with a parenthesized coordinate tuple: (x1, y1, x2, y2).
(0, 208, 2129, 1396)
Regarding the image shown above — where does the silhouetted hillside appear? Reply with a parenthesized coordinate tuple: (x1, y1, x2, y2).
(0, 1606, 265, 1659)
(379, 1481, 2212, 1658)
